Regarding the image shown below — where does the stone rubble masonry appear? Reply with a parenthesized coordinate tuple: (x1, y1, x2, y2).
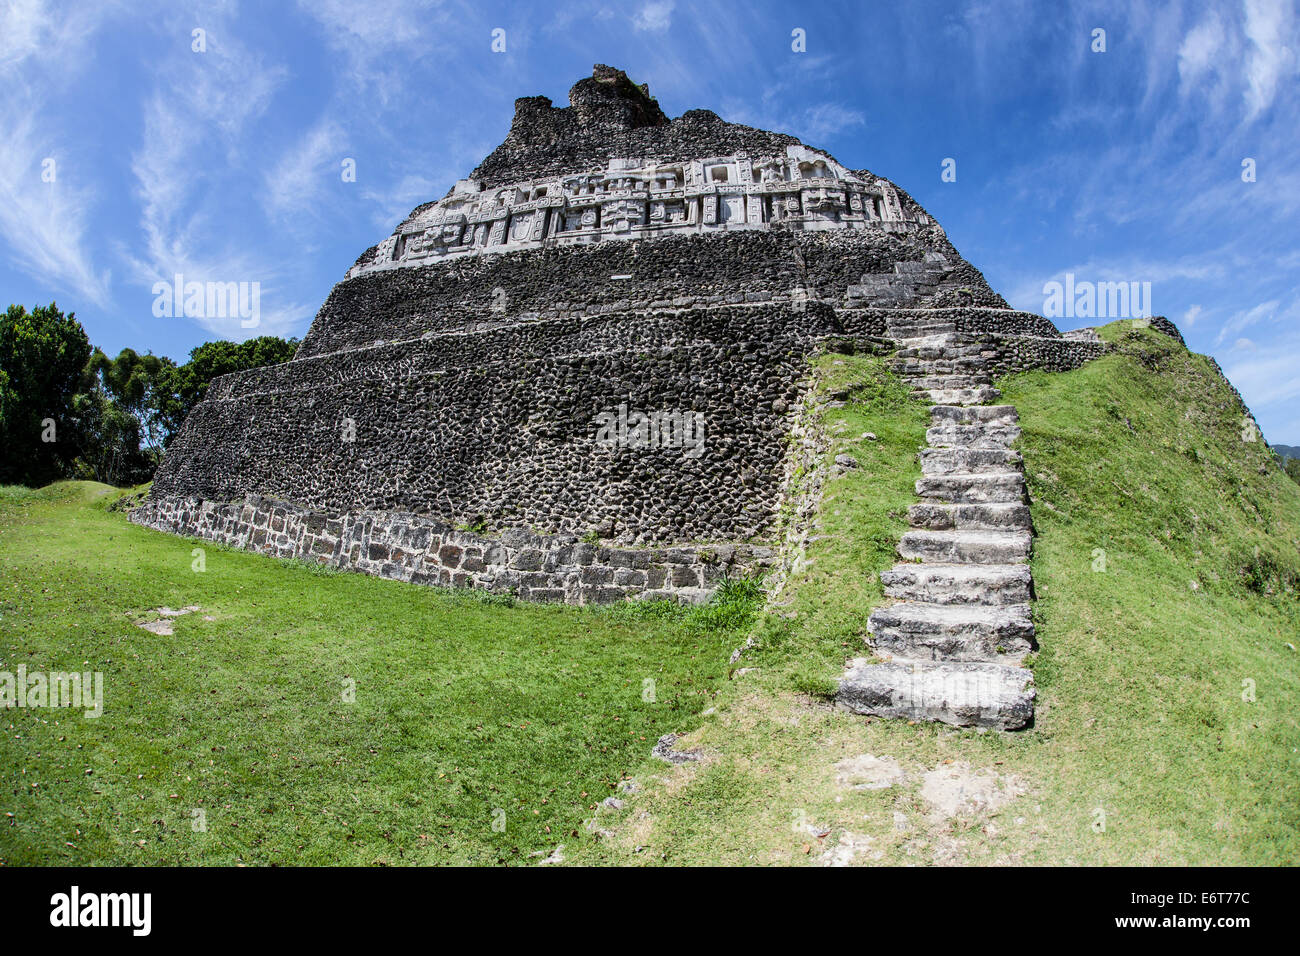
(309, 229, 1004, 359)
(1147, 315, 1186, 346)
(146, 303, 840, 544)
(132, 494, 775, 605)
(980, 333, 1109, 376)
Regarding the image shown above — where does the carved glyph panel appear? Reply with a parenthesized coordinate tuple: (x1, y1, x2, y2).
(348, 148, 927, 277)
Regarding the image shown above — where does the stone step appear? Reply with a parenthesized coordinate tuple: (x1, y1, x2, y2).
(929, 404, 1019, 425)
(895, 344, 986, 360)
(898, 529, 1032, 564)
(894, 348, 988, 363)
(892, 332, 969, 349)
(881, 562, 1033, 605)
(905, 373, 992, 389)
(920, 446, 1022, 476)
(925, 423, 1021, 448)
(908, 502, 1032, 532)
(891, 334, 959, 347)
(888, 322, 957, 336)
(868, 601, 1035, 661)
(894, 358, 991, 375)
(915, 471, 1025, 503)
(836, 658, 1035, 730)
(924, 386, 1001, 405)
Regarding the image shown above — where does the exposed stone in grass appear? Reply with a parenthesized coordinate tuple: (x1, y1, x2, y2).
(817, 830, 881, 866)
(651, 732, 701, 764)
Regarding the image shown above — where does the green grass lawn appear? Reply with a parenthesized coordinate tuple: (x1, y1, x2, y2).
(4, 325, 1298, 866)
(0, 482, 755, 865)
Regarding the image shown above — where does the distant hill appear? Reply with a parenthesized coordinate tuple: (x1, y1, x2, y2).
(1274, 444, 1300, 460)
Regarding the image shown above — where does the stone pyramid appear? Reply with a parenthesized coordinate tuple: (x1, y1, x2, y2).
(134, 65, 1118, 728)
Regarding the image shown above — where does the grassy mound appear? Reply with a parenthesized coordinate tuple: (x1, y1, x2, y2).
(571, 327, 1300, 865)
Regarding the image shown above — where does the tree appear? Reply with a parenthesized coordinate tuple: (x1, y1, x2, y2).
(68, 383, 151, 487)
(1285, 457, 1300, 487)
(0, 303, 92, 485)
(87, 348, 177, 462)
(0, 305, 298, 487)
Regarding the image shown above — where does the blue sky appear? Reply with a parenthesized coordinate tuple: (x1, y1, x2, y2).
(2, 0, 1297, 442)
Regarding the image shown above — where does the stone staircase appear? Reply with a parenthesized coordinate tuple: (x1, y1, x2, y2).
(836, 314, 1036, 730)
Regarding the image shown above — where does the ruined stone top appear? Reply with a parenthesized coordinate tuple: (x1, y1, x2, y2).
(347, 65, 938, 277)
(472, 64, 788, 186)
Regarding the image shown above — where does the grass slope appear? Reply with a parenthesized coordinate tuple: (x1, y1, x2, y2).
(0, 483, 755, 865)
(572, 329, 1300, 866)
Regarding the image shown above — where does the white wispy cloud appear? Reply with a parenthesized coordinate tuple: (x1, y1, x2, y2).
(1222, 338, 1300, 411)
(361, 174, 444, 232)
(1179, 13, 1225, 85)
(633, 1, 675, 33)
(1215, 298, 1283, 347)
(263, 119, 345, 222)
(0, 0, 116, 305)
(1242, 0, 1297, 119)
(297, 0, 456, 102)
(0, 116, 111, 306)
(127, 10, 309, 339)
(718, 81, 866, 144)
(0, 0, 108, 71)
(1003, 254, 1231, 317)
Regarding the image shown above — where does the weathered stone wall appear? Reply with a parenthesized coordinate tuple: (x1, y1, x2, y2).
(838, 306, 1055, 339)
(152, 303, 840, 544)
(138, 298, 1115, 603)
(131, 494, 772, 604)
(953, 310, 1061, 338)
(982, 334, 1111, 376)
(1147, 315, 1186, 346)
(306, 229, 1001, 359)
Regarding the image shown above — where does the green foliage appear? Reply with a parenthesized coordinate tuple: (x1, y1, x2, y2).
(686, 577, 763, 633)
(1237, 546, 1300, 596)
(596, 577, 764, 636)
(0, 302, 297, 488)
(0, 303, 92, 486)
(88, 347, 177, 457)
(71, 347, 180, 486)
(1284, 456, 1300, 487)
(68, 384, 151, 487)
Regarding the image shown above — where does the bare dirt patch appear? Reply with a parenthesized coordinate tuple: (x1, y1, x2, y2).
(132, 605, 203, 636)
(833, 753, 907, 790)
(919, 761, 1025, 821)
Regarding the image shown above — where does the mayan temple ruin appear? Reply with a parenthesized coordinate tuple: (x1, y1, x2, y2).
(133, 65, 1170, 729)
